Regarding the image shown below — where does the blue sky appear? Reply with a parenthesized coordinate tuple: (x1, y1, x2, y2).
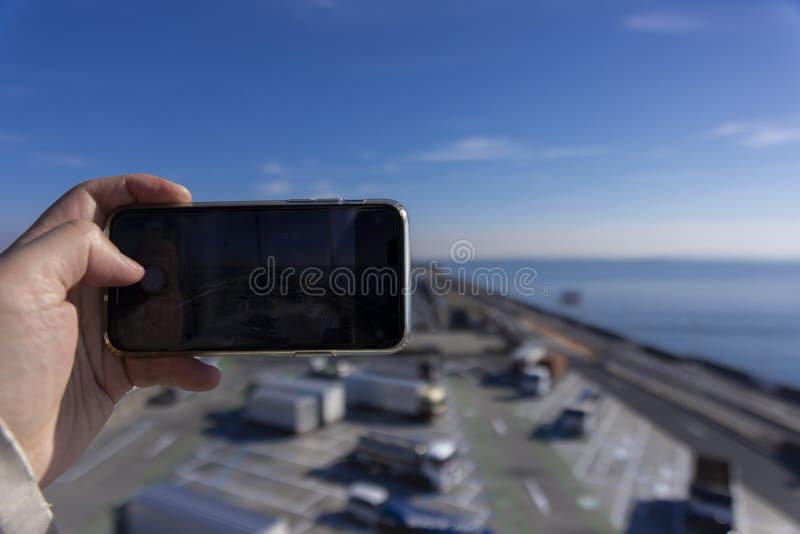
(1, 0, 799, 259)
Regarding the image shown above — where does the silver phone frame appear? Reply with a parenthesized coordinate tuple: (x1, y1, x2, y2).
(103, 198, 410, 359)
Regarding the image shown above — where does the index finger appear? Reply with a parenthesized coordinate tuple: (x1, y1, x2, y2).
(15, 174, 192, 246)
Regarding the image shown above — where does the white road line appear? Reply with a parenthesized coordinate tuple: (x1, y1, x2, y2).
(529, 374, 581, 422)
(672, 446, 692, 496)
(145, 432, 177, 459)
(243, 444, 329, 469)
(491, 417, 508, 436)
(210, 455, 347, 500)
(56, 420, 154, 483)
(574, 402, 621, 479)
(178, 470, 316, 517)
(610, 420, 652, 529)
(685, 421, 708, 438)
(732, 483, 751, 534)
(290, 520, 314, 534)
(525, 479, 551, 517)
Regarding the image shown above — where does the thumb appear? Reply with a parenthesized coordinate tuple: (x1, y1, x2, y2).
(1, 219, 144, 305)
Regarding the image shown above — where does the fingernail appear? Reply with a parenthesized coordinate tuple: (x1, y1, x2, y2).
(123, 255, 144, 273)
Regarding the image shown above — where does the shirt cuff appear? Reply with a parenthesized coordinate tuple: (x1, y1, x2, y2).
(0, 417, 56, 534)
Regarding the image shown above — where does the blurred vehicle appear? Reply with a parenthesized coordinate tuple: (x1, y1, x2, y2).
(559, 398, 598, 437)
(509, 342, 547, 376)
(539, 353, 568, 382)
(116, 483, 288, 534)
(514, 351, 566, 396)
(376, 497, 492, 534)
(243, 388, 319, 434)
(250, 375, 344, 425)
(308, 356, 353, 379)
(347, 482, 389, 525)
(518, 366, 551, 396)
(352, 432, 465, 492)
(345, 372, 447, 419)
(686, 456, 736, 534)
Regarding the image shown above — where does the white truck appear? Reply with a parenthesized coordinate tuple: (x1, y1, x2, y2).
(510, 342, 547, 376)
(251, 375, 345, 425)
(117, 483, 288, 534)
(345, 372, 447, 420)
(243, 388, 319, 434)
(352, 432, 465, 492)
(518, 366, 551, 396)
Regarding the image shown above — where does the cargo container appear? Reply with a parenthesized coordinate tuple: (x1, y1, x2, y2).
(117, 483, 289, 534)
(345, 372, 447, 419)
(686, 456, 735, 534)
(244, 388, 319, 434)
(251, 376, 344, 425)
(539, 353, 568, 382)
(352, 432, 465, 492)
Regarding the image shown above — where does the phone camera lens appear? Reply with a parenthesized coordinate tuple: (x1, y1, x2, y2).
(140, 266, 167, 293)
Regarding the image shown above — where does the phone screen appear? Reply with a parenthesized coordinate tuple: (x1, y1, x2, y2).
(107, 204, 406, 353)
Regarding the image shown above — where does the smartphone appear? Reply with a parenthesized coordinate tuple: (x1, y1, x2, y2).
(103, 199, 410, 357)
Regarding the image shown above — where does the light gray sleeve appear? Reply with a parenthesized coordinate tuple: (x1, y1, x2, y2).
(0, 418, 57, 534)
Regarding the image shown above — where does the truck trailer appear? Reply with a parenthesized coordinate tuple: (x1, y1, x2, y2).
(117, 483, 288, 534)
(352, 432, 465, 492)
(345, 372, 447, 419)
(244, 388, 319, 434)
(250, 375, 345, 425)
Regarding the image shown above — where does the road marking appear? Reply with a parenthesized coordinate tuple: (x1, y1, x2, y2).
(525, 479, 551, 516)
(178, 469, 317, 517)
(491, 417, 508, 436)
(610, 420, 651, 529)
(207, 454, 347, 500)
(529, 374, 581, 422)
(145, 432, 177, 459)
(685, 421, 707, 438)
(574, 402, 621, 479)
(56, 420, 154, 483)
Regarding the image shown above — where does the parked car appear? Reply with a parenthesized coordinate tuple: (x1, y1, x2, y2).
(347, 482, 389, 525)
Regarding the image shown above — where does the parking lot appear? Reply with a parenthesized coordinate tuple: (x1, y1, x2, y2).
(455, 363, 799, 534)
(168, 367, 490, 534)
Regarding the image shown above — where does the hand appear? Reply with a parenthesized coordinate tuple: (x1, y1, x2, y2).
(0, 174, 221, 486)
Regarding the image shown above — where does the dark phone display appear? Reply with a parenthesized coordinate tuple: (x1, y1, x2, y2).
(107, 205, 405, 352)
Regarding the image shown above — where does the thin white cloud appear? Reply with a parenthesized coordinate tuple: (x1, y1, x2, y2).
(414, 137, 518, 162)
(34, 153, 88, 168)
(623, 13, 706, 33)
(0, 131, 23, 143)
(414, 137, 607, 163)
(530, 146, 608, 159)
(708, 121, 800, 147)
(260, 160, 286, 175)
(259, 180, 291, 195)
